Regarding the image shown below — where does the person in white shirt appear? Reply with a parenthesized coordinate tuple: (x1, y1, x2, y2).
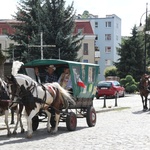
(58, 67, 72, 92)
(34, 67, 41, 84)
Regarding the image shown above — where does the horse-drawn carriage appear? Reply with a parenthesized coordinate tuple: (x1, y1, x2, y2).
(22, 59, 99, 131)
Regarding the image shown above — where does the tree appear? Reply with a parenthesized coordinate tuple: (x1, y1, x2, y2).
(104, 66, 117, 77)
(114, 25, 144, 81)
(145, 16, 150, 67)
(8, 0, 83, 62)
(0, 51, 6, 79)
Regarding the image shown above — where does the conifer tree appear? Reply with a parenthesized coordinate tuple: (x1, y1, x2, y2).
(8, 0, 83, 62)
(114, 25, 144, 81)
(0, 51, 6, 78)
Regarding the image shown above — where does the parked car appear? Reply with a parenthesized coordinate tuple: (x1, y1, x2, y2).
(95, 80, 125, 99)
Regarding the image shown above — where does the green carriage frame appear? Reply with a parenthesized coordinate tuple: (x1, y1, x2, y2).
(23, 59, 99, 131)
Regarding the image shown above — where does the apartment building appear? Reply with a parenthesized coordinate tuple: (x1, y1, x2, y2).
(74, 20, 99, 64)
(77, 14, 121, 80)
(0, 19, 18, 62)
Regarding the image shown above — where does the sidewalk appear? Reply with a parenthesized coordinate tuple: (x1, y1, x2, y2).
(93, 93, 142, 112)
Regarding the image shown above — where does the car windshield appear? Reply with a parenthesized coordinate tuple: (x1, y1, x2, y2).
(98, 82, 112, 88)
(113, 81, 120, 86)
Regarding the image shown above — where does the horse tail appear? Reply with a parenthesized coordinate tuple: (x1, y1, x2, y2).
(51, 82, 76, 106)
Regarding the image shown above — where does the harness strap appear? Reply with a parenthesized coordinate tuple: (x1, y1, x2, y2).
(47, 86, 56, 99)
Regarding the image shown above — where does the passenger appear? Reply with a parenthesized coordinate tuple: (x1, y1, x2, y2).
(45, 65, 58, 83)
(58, 67, 72, 93)
(34, 67, 41, 84)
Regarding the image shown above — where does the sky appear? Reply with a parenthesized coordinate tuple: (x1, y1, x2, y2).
(0, 0, 149, 36)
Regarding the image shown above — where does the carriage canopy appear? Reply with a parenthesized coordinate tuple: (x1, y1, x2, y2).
(23, 59, 99, 99)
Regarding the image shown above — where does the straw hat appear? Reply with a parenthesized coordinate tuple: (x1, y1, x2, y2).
(48, 65, 56, 70)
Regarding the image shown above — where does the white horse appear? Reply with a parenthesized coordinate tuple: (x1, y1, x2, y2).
(7, 61, 75, 138)
(0, 77, 24, 136)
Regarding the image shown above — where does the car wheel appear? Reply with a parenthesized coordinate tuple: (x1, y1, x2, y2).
(121, 91, 125, 97)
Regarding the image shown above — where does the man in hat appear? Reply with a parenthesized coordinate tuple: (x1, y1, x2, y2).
(45, 65, 58, 83)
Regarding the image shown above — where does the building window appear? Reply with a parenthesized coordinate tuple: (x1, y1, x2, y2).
(83, 59, 88, 63)
(116, 35, 118, 40)
(95, 60, 98, 64)
(105, 59, 111, 66)
(95, 34, 98, 40)
(78, 28, 83, 34)
(105, 34, 111, 40)
(9, 43, 14, 47)
(2, 28, 7, 35)
(105, 21, 111, 27)
(83, 43, 88, 55)
(95, 22, 98, 28)
(105, 46, 111, 53)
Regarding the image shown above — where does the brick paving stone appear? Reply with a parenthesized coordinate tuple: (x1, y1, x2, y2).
(0, 94, 150, 150)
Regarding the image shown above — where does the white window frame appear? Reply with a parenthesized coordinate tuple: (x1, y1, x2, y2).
(105, 59, 111, 66)
(95, 22, 98, 28)
(105, 34, 111, 40)
(105, 46, 111, 53)
(105, 21, 111, 27)
(83, 43, 88, 55)
(83, 59, 88, 63)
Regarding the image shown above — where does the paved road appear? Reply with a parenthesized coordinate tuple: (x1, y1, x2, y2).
(0, 94, 150, 150)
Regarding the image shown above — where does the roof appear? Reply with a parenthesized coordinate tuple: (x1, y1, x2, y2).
(73, 20, 94, 35)
(24, 59, 99, 67)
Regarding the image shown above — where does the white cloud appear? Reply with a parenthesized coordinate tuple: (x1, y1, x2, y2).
(0, 0, 18, 19)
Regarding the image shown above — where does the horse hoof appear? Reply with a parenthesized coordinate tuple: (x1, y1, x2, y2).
(10, 121, 15, 125)
(21, 129, 25, 133)
(26, 134, 32, 138)
(13, 131, 17, 135)
(50, 128, 57, 134)
(7, 131, 11, 136)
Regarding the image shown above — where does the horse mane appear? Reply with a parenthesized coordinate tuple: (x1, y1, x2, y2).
(11, 61, 24, 76)
(16, 74, 38, 86)
(0, 78, 7, 91)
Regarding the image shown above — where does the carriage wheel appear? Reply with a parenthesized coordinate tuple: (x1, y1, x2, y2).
(66, 112, 77, 131)
(86, 106, 96, 127)
(32, 115, 39, 131)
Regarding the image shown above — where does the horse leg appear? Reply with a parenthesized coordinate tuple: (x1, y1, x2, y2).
(19, 104, 25, 133)
(4, 109, 11, 136)
(141, 96, 145, 110)
(44, 110, 51, 133)
(26, 106, 40, 138)
(10, 109, 15, 124)
(13, 104, 25, 134)
(51, 113, 60, 134)
(145, 97, 148, 110)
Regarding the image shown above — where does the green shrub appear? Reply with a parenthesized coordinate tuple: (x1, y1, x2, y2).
(121, 75, 138, 93)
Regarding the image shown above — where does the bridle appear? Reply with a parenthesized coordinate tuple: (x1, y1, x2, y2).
(0, 79, 9, 100)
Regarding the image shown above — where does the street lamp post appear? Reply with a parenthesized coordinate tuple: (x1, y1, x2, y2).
(140, 3, 148, 73)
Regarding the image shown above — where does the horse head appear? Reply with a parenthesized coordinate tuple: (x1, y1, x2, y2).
(6, 75, 21, 103)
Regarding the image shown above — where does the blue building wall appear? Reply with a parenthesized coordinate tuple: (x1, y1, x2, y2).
(88, 14, 121, 81)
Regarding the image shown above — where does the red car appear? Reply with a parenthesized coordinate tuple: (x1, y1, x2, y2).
(95, 80, 125, 99)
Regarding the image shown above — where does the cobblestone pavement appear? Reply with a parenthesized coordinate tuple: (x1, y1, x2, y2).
(1, 94, 150, 150)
